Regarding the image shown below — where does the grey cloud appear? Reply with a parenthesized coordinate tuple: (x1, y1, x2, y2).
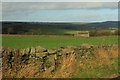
(2, 2, 118, 21)
(2, 2, 118, 11)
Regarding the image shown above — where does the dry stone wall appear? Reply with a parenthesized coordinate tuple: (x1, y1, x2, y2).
(1, 44, 118, 73)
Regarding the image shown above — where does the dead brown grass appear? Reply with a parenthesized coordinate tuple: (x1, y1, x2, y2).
(42, 66, 54, 78)
(78, 47, 118, 73)
(93, 48, 118, 68)
(95, 47, 118, 59)
(16, 64, 40, 78)
(53, 54, 78, 78)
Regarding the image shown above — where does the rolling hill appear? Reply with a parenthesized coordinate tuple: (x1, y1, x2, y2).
(1, 21, 119, 35)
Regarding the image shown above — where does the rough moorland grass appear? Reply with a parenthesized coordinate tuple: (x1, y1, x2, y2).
(52, 48, 119, 78)
(2, 36, 118, 49)
(74, 57, 118, 78)
(40, 48, 119, 78)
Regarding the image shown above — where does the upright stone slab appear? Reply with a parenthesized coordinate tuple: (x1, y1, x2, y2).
(24, 48, 30, 55)
(30, 47, 36, 58)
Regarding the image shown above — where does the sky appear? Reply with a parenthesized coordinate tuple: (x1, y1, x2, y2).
(2, 2, 118, 22)
(1, 0, 119, 2)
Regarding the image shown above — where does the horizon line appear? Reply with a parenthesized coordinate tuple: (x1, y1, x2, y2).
(0, 20, 119, 23)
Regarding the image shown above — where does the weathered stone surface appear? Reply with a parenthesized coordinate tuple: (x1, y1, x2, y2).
(5, 48, 13, 55)
(57, 52, 62, 56)
(47, 55, 55, 65)
(30, 47, 35, 54)
(24, 48, 30, 54)
(36, 52, 47, 58)
(54, 54, 57, 60)
(81, 43, 93, 49)
(61, 46, 74, 54)
(35, 46, 47, 53)
(48, 49, 57, 55)
(19, 49, 25, 56)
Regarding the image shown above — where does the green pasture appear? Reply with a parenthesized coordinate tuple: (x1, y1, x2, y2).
(2, 36, 118, 49)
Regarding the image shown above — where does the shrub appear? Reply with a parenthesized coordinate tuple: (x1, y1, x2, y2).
(89, 30, 114, 37)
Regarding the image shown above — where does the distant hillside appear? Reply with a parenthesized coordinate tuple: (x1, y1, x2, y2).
(1, 21, 119, 35)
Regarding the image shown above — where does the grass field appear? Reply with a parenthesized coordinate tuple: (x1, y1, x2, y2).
(2, 35, 118, 49)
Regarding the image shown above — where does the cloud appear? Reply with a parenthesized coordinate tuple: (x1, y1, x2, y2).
(2, 2, 118, 12)
(2, 0, 119, 2)
(2, 2, 118, 22)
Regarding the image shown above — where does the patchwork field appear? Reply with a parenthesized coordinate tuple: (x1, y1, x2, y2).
(2, 35, 118, 49)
